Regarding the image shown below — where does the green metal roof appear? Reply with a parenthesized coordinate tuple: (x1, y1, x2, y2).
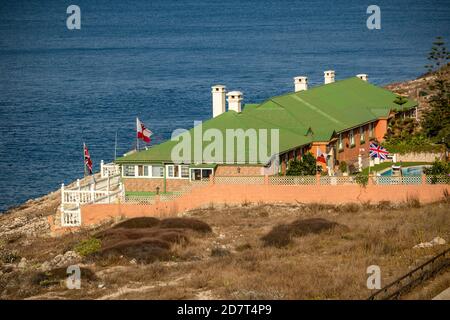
(116, 77, 417, 165)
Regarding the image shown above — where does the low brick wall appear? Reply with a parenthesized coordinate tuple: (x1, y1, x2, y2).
(80, 183, 450, 227)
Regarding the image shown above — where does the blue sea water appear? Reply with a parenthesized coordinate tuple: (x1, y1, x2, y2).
(0, 0, 449, 211)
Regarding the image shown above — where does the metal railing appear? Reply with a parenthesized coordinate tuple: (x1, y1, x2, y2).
(368, 248, 450, 300)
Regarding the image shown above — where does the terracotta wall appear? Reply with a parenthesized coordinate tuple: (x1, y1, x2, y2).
(80, 182, 450, 227)
(215, 165, 263, 176)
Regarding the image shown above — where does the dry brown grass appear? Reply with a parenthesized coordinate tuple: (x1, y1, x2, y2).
(261, 218, 345, 247)
(1, 201, 449, 300)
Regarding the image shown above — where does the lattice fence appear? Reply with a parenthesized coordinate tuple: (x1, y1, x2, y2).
(269, 176, 316, 185)
(372, 176, 422, 185)
(320, 176, 356, 185)
(215, 176, 265, 185)
(426, 175, 450, 185)
(124, 195, 157, 205)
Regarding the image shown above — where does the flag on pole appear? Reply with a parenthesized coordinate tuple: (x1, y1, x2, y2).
(369, 142, 389, 160)
(316, 148, 327, 164)
(136, 117, 152, 143)
(83, 143, 93, 175)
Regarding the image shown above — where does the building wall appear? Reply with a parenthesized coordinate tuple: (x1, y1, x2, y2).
(123, 178, 190, 193)
(215, 165, 263, 176)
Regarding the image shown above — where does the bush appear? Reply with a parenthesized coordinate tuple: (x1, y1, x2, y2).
(0, 249, 20, 264)
(74, 238, 102, 257)
(261, 218, 343, 247)
(339, 161, 348, 173)
(423, 160, 450, 175)
(286, 152, 317, 176)
(159, 218, 212, 233)
(113, 217, 160, 229)
(355, 174, 369, 188)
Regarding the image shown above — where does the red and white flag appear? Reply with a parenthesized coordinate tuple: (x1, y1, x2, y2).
(83, 142, 93, 175)
(136, 117, 152, 143)
(316, 148, 327, 164)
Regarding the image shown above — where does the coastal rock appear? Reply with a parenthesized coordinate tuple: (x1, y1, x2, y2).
(413, 236, 446, 249)
(46, 251, 82, 269)
(18, 257, 27, 269)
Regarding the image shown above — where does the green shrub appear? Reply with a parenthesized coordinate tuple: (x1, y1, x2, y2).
(0, 249, 20, 263)
(339, 161, 348, 173)
(74, 238, 102, 257)
(355, 174, 369, 188)
(286, 153, 317, 176)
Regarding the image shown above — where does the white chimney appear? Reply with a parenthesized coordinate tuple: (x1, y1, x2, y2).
(294, 76, 308, 92)
(324, 70, 335, 84)
(356, 74, 368, 82)
(227, 91, 243, 113)
(211, 85, 226, 118)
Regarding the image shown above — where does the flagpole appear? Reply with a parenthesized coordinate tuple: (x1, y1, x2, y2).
(83, 142, 87, 178)
(114, 130, 118, 161)
(136, 117, 139, 151)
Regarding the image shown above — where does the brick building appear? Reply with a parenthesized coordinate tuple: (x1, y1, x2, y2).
(115, 71, 417, 192)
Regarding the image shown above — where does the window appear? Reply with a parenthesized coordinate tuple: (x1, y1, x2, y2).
(180, 165, 189, 178)
(152, 165, 163, 177)
(166, 164, 189, 179)
(369, 123, 374, 138)
(167, 165, 175, 178)
(360, 126, 365, 143)
(137, 165, 149, 177)
(349, 130, 355, 146)
(338, 134, 343, 150)
(123, 165, 135, 177)
(190, 168, 213, 181)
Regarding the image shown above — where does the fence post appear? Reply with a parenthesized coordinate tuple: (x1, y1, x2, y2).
(90, 183, 95, 203)
(368, 174, 374, 186)
(76, 179, 81, 206)
(316, 173, 321, 185)
(107, 176, 111, 203)
(100, 160, 104, 178)
(264, 175, 269, 185)
(60, 183, 65, 225)
(421, 174, 427, 185)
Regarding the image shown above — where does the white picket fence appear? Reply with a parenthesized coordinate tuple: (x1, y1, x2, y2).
(101, 160, 120, 178)
(60, 171, 122, 227)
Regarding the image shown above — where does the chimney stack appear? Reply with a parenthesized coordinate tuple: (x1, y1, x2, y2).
(324, 70, 335, 84)
(227, 91, 243, 113)
(356, 74, 368, 82)
(294, 76, 308, 92)
(212, 85, 226, 118)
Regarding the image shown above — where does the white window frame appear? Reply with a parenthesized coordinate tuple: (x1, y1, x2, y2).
(189, 168, 213, 181)
(122, 164, 164, 179)
(338, 133, 343, 150)
(369, 122, 374, 138)
(349, 130, 355, 146)
(122, 165, 136, 177)
(151, 165, 164, 178)
(359, 126, 365, 142)
(166, 164, 189, 179)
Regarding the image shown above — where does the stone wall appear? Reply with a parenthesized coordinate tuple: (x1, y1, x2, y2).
(395, 152, 443, 163)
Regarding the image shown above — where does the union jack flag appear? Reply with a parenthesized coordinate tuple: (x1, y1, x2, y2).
(83, 142, 93, 175)
(369, 142, 389, 160)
